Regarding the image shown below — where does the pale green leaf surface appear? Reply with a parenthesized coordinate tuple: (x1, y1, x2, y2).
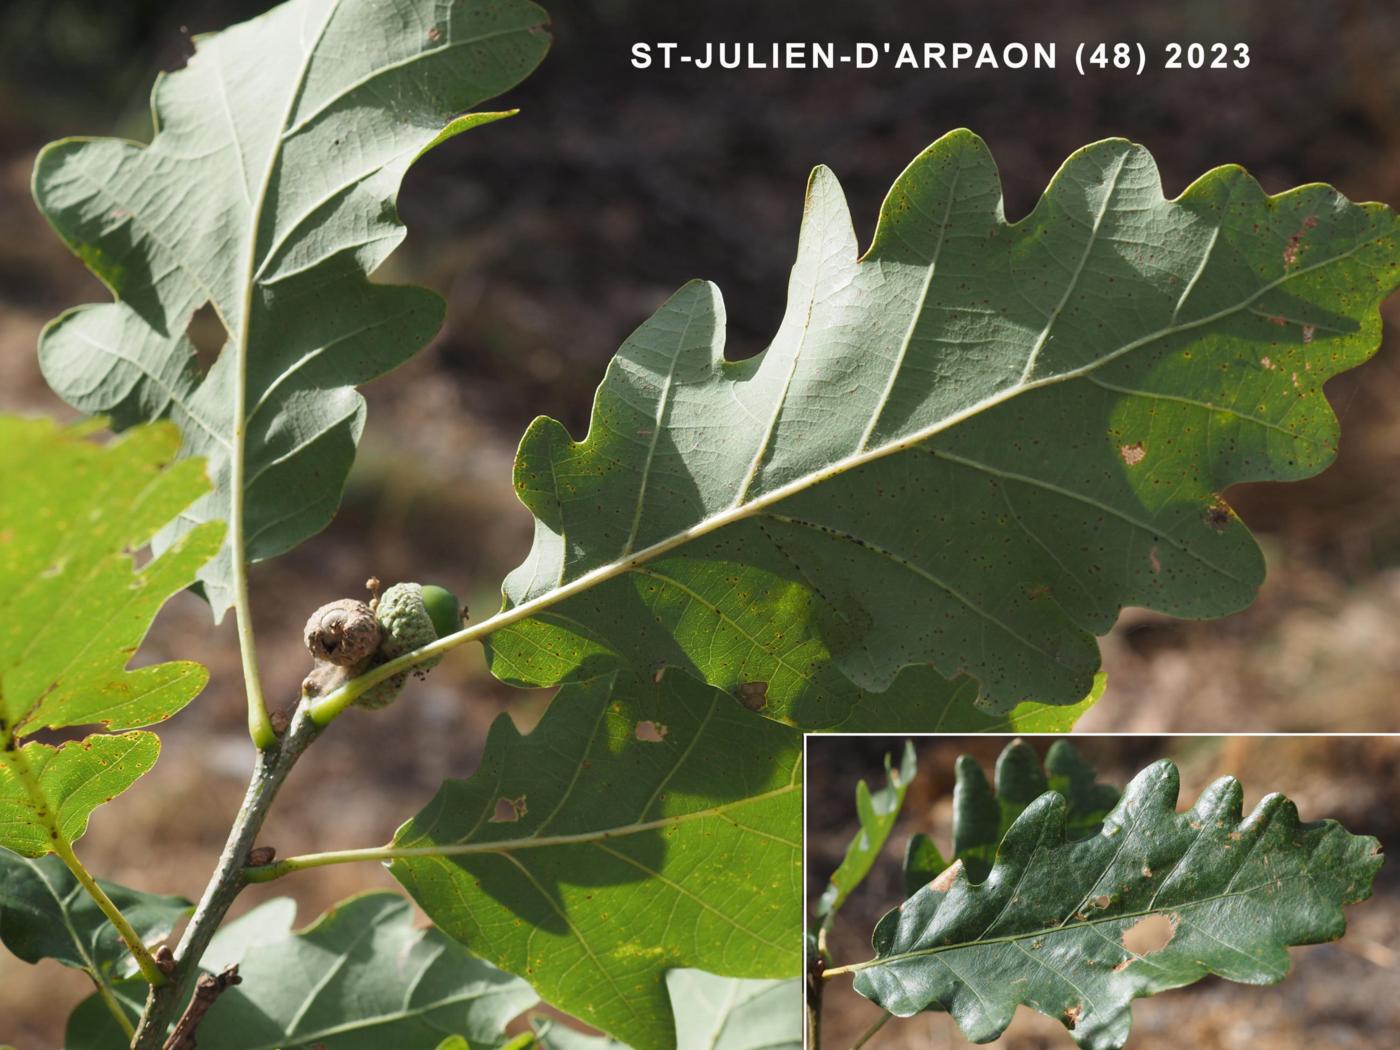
(66, 894, 537, 1050)
(388, 669, 802, 1050)
(34, 0, 549, 616)
(531, 972, 800, 1050)
(0, 417, 222, 739)
(0, 416, 218, 856)
(484, 132, 1399, 726)
(851, 761, 1383, 1050)
(0, 847, 190, 978)
(814, 742, 915, 936)
(953, 739, 1119, 883)
(666, 970, 800, 1050)
(0, 735, 161, 858)
(531, 1022, 626, 1050)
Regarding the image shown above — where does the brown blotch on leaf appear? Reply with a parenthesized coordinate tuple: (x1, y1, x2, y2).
(1119, 442, 1146, 467)
(737, 682, 769, 711)
(1063, 1003, 1083, 1029)
(489, 795, 528, 823)
(930, 859, 963, 894)
(1205, 500, 1232, 531)
(1148, 547, 1162, 575)
(1283, 215, 1319, 268)
(1091, 894, 1112, 910)
(635, 720, 668, 742)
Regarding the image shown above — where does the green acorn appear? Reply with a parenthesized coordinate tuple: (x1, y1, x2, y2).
(357, 581, 464, 709)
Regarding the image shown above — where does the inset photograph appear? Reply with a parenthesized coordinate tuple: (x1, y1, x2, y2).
(806, 736, 1395, 1049)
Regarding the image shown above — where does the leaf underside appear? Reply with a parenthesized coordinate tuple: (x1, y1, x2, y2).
(66, 894, 538, 1050)
(33, 0, 550, 617)
(852, 760, 1383, 1050)
(484, 130, 1399, 729)
(531, 971, 801, 1050)
(0, 417, 221, 856)
(389, 670, 802, 1050)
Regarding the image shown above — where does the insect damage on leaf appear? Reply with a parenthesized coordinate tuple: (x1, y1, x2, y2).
(851, 759, 1383, 1050)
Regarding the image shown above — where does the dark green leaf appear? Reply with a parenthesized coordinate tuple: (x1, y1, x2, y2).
(850, 760, 1383, 1050)
(34, 0, 550, 616)
(954, 739, 1119, 882)
(0, 848, 190, 979)
(389, 669, 802, 1050)
(482, 132, 1399, 727)
(901, 834, 947, 899)
(66, 894, 537, 1050)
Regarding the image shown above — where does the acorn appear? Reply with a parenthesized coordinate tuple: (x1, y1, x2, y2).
(301, 599, 380, 698)
(356, 582, 464, 709)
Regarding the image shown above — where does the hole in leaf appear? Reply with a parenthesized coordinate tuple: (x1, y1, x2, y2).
(186, 301, 228, 377)
(635, 720, 668, 742)
(1119, 913, 1176, 965)
(488, 795, 527, 823)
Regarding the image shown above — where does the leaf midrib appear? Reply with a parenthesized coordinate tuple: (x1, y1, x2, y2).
(320, 214, 1382, 720)
(398, 781, 801, 856)
(855, 869, 1313, 971)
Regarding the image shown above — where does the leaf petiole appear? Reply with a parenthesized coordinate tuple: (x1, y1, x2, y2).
(50, 839, 167, 988)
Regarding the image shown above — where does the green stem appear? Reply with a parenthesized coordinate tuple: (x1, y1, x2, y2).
(94, 977, 137, 1040)
(234, 578, 276, 750)
(130, 705, 320, 1048)
(50, 838, 168, 986)
(849, 1011, 891, 1050)
(820, 960, 869, 979)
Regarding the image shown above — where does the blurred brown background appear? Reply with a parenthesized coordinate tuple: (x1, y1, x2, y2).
(0, 0, 1398, 1044)
(807, 736, 1400, 1049)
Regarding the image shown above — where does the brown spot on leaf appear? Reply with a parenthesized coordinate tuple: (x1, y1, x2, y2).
(1148, 547, 1161, 575)
(1063, 1004, 1083, 1029)
(1119, 442, 1146, 466)
(1205, 500, 1232, 531)
(1302, 324, 1316, 344)
(930, 859, 963, 894)
(736, 682, 768, 711)
(1091, 895, 1112, 910)
(1283, 216, 1317, 268)
(635, 720, 668, 742)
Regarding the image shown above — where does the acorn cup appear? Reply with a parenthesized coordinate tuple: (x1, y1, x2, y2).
(357, 582, 465, 709)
